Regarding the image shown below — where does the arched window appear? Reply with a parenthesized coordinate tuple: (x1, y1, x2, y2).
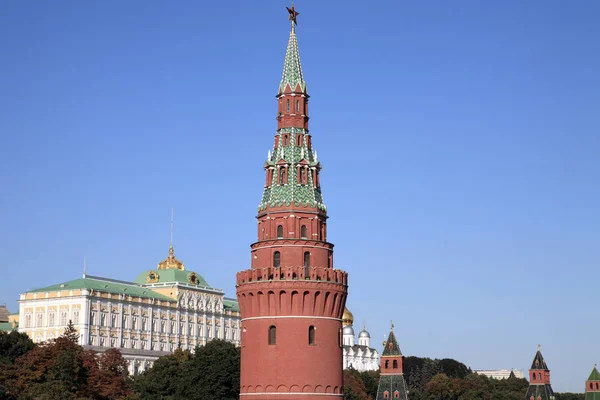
(385, 360, 389, 369)
(286, 99, 290, 112)
(299, 168, 306, 184)
(268, 325, 276, 345)
(394, 391, 400, 398)
(532, 374, 536, 381)
(591, 383, 594, 389)
(596, 383, 599, 390)
(393, 360, 398, 369)
(296, 134, 302, 146)
(383, 391, 389, 399)
(296, 99, 300, 113)
(277, 225, 284, 239)
(273, 251, 281, 268)
(304, 252, 310, 268)
(308, 326, 315, 345)
(301, 225, 307, 239)
(538, 373, 542, 380)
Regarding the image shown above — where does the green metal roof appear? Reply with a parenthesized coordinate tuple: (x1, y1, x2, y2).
(381, 329, 402, 357)
(133, 269, 210, 288)
(223, 299, 240, 313)
(589, 366, 600, 381)
(0, 322, 15, 332)
(27, 276, 173, 301)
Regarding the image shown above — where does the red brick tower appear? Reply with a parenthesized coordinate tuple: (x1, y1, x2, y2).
(236, 5, 348, 399)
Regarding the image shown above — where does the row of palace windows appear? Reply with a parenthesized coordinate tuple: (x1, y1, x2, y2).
(384, 359, 400, 369)
(26, 311, 80, 328)
(273, 251, 310, 268)
(268, 325, 315, 345)
(276, 225, 308, 239)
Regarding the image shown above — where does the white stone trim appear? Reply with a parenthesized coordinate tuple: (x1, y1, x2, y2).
(242, 315, 341, 322)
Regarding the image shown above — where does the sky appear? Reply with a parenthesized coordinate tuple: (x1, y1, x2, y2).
(1, 0, 599, 392)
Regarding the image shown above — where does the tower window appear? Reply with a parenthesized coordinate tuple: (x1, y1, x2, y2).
(301, 225, 307, 239)
(296, 134, 302, 146)
(296, 99, 300, 113)
(268, 325, 276, 345)
(393, 360, 398, 369)
(277, 225, 284, 239)
(385, 360, 389, 369)
(308, 326, 315, 345)
(273, 251, 281, 268)
(384, 391, 389, 399)
(304, 252, 310, 268)
(286, 99, 290, 112)
(538, 373, 541, 380)
(532, 374, 536, 381)
(299, 167, 306, 184)
(278, 168, 285, 185)
(394, 391, 400, 398)
(596, 383, 599, 390)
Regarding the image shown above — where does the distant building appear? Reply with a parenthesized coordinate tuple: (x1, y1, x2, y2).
(474, 369, 525, 380)
(17, 245, 241, 375)
(0, 305, 18, 332)
(524, 345, 556, 400)
(585, 365, 600, 400)
(342, 307, 379, 372)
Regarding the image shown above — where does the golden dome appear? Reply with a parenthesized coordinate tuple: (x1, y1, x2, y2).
(158, 246, 185, 270)
(342, 307, 354, 327)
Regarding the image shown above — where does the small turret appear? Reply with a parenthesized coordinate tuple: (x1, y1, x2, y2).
(586, 365, 600, 400)
(524, 345, 556, 400)
(375, 322, 408, 400)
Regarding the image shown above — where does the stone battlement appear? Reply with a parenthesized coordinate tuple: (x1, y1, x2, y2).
(236, 266, 347, 287)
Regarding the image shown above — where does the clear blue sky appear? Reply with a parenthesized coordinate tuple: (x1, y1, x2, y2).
(1, 0, 598, 392)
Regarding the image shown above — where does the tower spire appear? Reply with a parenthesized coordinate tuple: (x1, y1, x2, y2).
(170, 207, 174, 248)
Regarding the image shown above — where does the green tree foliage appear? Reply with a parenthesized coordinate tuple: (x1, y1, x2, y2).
(1, 323, 132, 399)
(133, 339, 240, 400)
(0, 330, 35, 364)
(344, 368, 371, 400)
(557, 393, 585, 400)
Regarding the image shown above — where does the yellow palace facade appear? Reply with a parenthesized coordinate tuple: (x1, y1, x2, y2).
(16, 245, 241, 375)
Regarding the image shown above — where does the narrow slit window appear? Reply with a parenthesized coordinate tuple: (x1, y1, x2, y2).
(301, 225, 307, 239)
(393, 360, 398, 369)
(286, 99, 290, 112)
(277, 225, 284, 239)
(273, 251, 281, 268)
(304, 252, 310, 268)
(308, 326, 315, 345)
(268, 325, 276, 345)
(296, 99, 300, 113)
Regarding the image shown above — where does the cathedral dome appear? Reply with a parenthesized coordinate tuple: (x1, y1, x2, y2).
(358, 329, 370, 339)
(342, 307, 354, 327)
(343, 325, 355, 336)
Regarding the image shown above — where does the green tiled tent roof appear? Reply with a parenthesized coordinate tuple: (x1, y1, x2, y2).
(27, 276, 173, 301)
(133, 269, 210, 288)
(525, 384, 555, 400)
(279, 28, 306, 93)
(531, 349, 549, 370)
(589, 366, 600, 381)
(382, 329, 402, 357)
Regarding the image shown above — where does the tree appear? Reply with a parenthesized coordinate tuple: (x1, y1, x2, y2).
(132, 348, 191, 399)
(0, 330, 35, 364)
(177, 340, 240, 400)
(88, 348, 133, 399)
(343, 368, 371, 400)
(424, 373, 457, 400)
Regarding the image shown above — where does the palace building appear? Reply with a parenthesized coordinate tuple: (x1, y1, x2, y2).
(17, 245, 241, 375)
(342, 307, 379, 372)
(235, 5, 348, 399)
